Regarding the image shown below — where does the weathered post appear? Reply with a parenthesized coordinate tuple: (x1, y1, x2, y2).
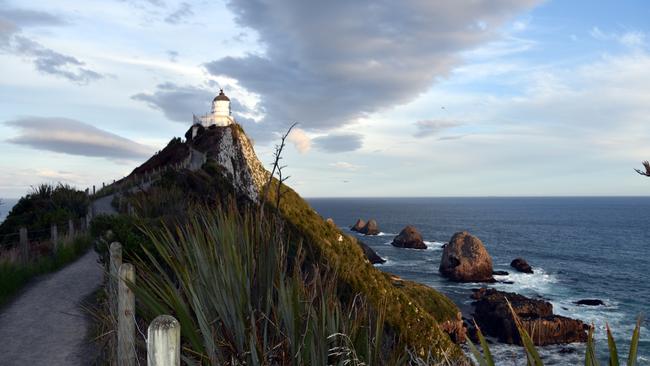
(19, 227, 28, 262)
(51, 224, 58, 252)
(118, 263, 136, 366)
(68, 219, 75, 239)
(147, 315, 181, 366)
(109, 242, 122, 315)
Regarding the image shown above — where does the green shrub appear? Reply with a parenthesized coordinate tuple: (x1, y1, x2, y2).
(0, 183, 88, 247)
(90, 214, 149, 265)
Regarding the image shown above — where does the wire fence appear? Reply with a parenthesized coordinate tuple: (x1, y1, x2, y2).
(0, 214, 92, 264)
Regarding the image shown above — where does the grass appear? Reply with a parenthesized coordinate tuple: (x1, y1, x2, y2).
(0, 234, 93, 306)
(126, 206, 398, 365)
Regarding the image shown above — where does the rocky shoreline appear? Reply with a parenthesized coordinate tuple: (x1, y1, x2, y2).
(348, 219, 594, 348)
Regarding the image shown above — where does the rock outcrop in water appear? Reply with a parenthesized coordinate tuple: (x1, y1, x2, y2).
(351, 218, 380, 235)
(575, 299, 605, 306)
(357, 240, 385, 264)
(350, 219, 365, 232)
(392, 225, 426, 249)
(471, 288, 588, 346)
(510, 257, 533, 274)
(361, 219, 380, 235)
(439, 231, 494, 282)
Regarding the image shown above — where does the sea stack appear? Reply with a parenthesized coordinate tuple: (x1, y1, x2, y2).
(392, 225, 426, 249)
(350, 219, 365, 232)
(510, 258, 533, 274)
(360, 219, 380, 235)
(439, 231, 494, 282)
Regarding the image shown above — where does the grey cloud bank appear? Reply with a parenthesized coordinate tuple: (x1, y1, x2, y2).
(312, 133, 363, 153)
(204, 0, 540, 140)
(5, 117, 153, 160)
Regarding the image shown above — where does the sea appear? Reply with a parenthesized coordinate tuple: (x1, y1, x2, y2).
(308, 197, 650, 365)
(0, 198, 18, 224)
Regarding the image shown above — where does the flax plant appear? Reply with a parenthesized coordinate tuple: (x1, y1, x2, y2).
(130, 206, 387, 365)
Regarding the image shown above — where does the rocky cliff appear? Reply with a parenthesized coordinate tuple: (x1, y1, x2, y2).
(126, 123, 467, 361)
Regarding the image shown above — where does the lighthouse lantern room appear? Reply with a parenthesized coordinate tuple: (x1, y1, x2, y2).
(193, 89, 235, 127)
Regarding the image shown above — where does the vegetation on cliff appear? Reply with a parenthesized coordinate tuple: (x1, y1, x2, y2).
(91, 124, 466, 364)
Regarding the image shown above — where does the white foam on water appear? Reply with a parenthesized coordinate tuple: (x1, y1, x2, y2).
(376, 232, 396, 237)
(423, 240, 445, 250)
(492, 267, 558, 295)
(373, 258, 395, 267)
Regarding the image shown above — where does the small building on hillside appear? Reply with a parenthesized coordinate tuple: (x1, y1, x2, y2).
(193, 89, 235, 128)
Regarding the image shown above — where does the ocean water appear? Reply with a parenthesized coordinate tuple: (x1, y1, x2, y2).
(308, 197, 650, 365)
(0, 198, 18, 224)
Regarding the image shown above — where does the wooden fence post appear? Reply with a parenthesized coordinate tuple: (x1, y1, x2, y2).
(51, 224, 58, 252)
(147, 315, 181, 366)
(118, 263, 136, 366)
(68, 219, 75, 239)
(19, 227, 28, 262)
(109, 242, 122, 315)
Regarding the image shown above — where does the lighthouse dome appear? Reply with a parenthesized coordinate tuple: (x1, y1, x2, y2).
(213, 89, 230, 102)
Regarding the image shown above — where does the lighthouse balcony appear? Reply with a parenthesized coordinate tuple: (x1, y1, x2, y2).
(193, 113, 234, 127)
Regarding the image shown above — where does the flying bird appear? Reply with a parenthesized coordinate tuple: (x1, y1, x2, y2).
(634, 161, 650, 177)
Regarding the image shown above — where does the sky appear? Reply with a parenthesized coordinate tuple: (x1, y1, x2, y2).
(1, 0, 650, 198)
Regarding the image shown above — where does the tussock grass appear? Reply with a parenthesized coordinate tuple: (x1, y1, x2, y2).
(129, 207, 395, 365)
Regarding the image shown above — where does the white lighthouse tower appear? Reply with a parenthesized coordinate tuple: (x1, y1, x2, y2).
(193, 89, 235, 127)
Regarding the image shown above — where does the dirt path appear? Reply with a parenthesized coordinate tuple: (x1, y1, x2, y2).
(0, 195, 116, 365)
(0, 249, 103, 365)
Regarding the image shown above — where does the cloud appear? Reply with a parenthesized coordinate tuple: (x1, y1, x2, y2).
(414, 120, 462, 137)
(5, 117, 153, 160)
(0, 3, 103, 84)
(287, 128, 311, 153)
(132, 82, 214, 122)
(118, 0, 165, 8)
(312, 133, 363, 153)
(205, 0, 540, 139)
(590, 27, 646, 49)
(12, 36, 103, 84)
(165, 2, 193, 24)
(329, 161, 360, 171)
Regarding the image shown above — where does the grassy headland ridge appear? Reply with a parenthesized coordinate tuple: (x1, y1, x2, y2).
(93, 123, 467, 364)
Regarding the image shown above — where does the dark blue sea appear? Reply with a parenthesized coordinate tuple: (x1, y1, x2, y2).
(308, 197, 650, 365)
(0, 198, 18, 224)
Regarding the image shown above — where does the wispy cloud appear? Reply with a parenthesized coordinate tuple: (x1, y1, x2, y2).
(590, 27, 646, 49)
(329, 161, 361, 171)
(0, 3, 104, 84)
(414, 120, 462, 138)
(165, 2, 193, 24)
(5, 117, 153, 160)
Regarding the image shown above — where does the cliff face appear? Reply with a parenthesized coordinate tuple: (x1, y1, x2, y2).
(189, 124, 268, 201)
(127, 123, 467, 361)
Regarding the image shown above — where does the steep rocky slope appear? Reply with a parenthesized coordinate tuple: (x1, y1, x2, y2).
(126, 123, 467, 361)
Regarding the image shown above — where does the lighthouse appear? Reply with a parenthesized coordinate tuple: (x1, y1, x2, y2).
(193, 89, 235, 127)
